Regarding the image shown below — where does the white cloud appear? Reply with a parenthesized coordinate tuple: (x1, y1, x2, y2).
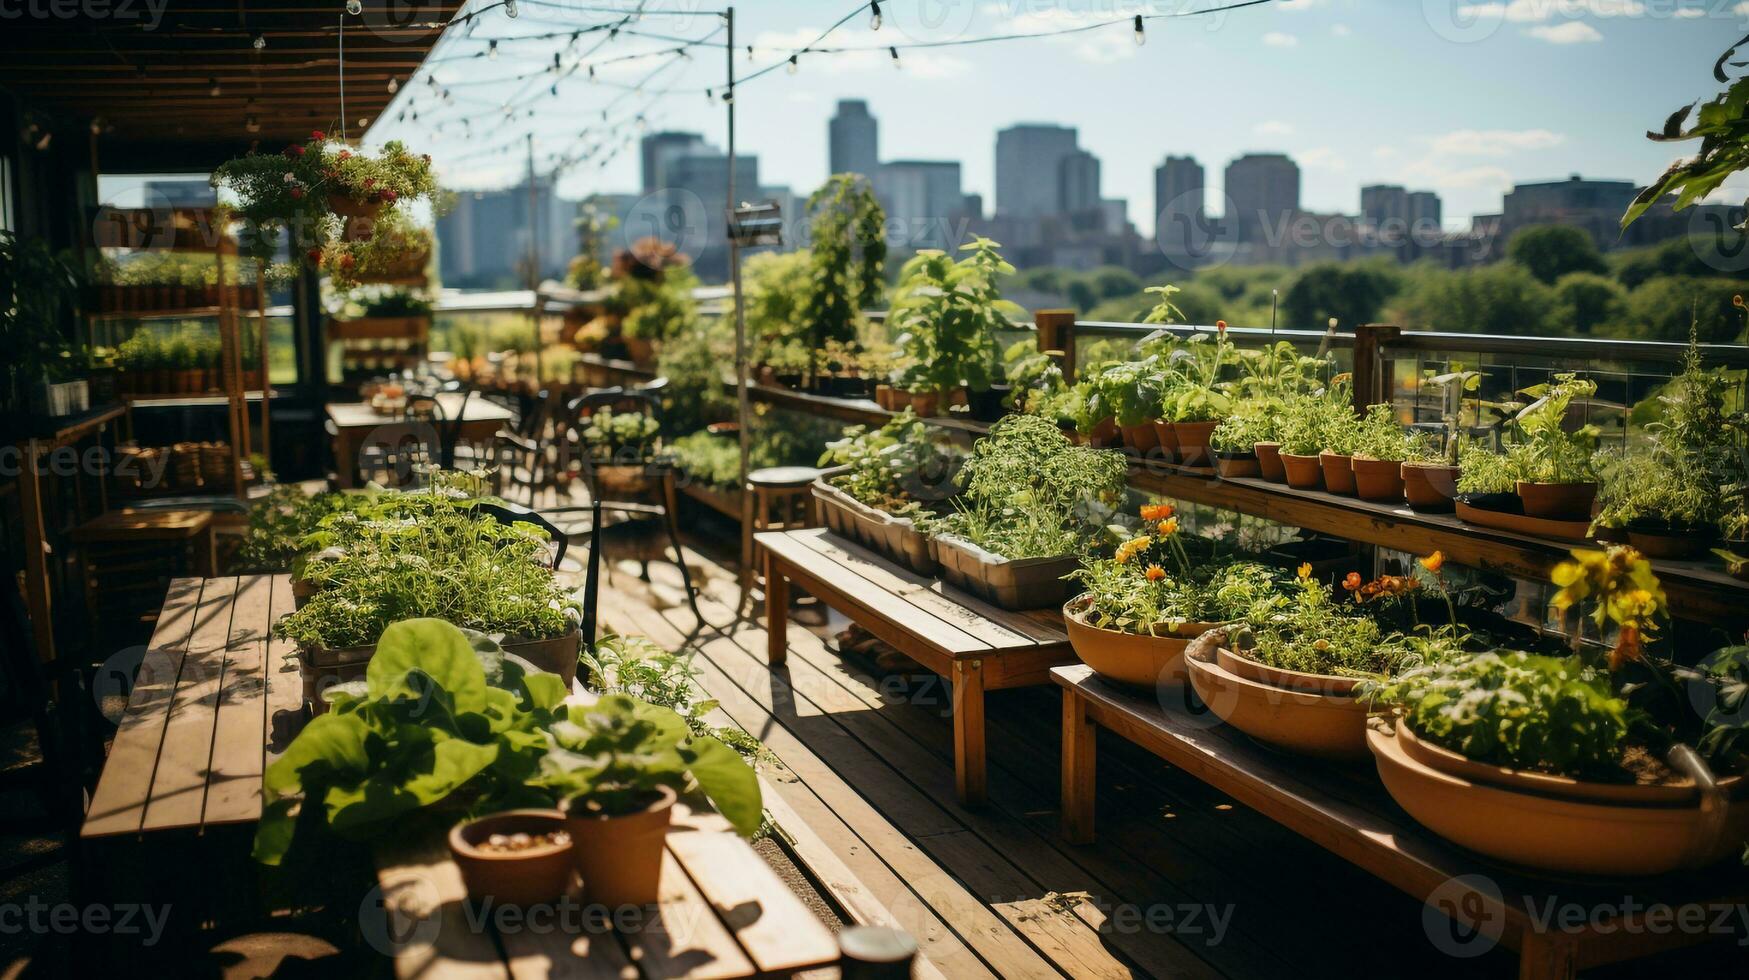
(1331, 23, 1352, 37)
(995, 9, 1143, 65)
(1299, 147, 1347, 172)
(1254, 120, 1295, 137)
(1734, 1, 1749, 15)
(1373, 146, 1400, 160)
(1262, 31, 1299, 48)
(1527, 21, 1603, 43)
(1429, 128, 1564, 156)
(1276, 0, 1321, 9)
(1457, 0, 1642, 20)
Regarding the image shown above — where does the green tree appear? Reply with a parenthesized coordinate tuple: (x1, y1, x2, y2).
(1601, 275, 1748, 343)
(1506, 225, 1608, 284)
(1088, 265, 1142, 300)
(799, 173, 887, 370)
(1281, 261, 1403, 330)
(1611, 236, 1746, 288)
(1387, 262, 1558, 335)
(1553, 272, 1627, 333)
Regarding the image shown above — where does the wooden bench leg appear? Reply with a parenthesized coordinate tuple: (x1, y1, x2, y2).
(764, 552, 788, 667)
(1517, 932, 1578, 980)
(1061, 688, 1097, 844)
(952, 659, 987, 805)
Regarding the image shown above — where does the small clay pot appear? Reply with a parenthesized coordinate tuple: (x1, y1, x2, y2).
(874, 384, 895, 410)
(1624, 522, 1716, 561)
(1151, 421, 1180, 464)
(1213, 450, 1261, 479)
(1172, 420, 1220, 468)
(1120, 422, 1160, 455)
(1350, 456, 1406, 503)
(1319, 451, 1357, 496)
(1280, 452, 1324, 490)
(1401, 462, 1459, 512)
(1087, 416, 1120, 448)
(1254, 442, 1286, 483)
(1515, 480, 1597, 521)
(564, 784, 677, 909)
(909, 391, 941, 417)
(449, 809, 575, 908)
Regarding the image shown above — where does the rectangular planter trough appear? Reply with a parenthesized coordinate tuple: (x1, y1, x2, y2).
(810, 478, 938, 576)
(929, 533, 1078, 611)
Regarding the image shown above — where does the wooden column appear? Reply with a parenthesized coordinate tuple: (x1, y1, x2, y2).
(1060, 688, 1097, 844)
(951, 658, 987, 805)
(1351, 323, 1400, 413)
(1034, 309, 1079, 382)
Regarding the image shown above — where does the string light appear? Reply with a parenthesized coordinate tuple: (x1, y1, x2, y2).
(746, 44, 754, 61)
(1133, 15, 1145, 45)
(344, 0, 360, 15)
(869, 1, 882, 30)
(245, 114, 260, 132)
(889, 45, 900, 69)
(251, 32, 266, 50)
(787, 54, 799, 75)
(208, 77, 222, 97)
(387, 76, 400, 93)
(504, 0, 518, 17)
(488, 39, 499, 60)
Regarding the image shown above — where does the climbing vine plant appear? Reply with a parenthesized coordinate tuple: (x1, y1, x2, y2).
(798, 173, 887, 376)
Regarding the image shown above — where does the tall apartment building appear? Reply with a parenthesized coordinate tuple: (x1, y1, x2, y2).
(1224, 153, 1300, 245)
(828, 100, 879, 178)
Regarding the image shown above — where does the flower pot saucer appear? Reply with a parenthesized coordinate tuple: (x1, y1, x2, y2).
(1456, 498, 1590, 542)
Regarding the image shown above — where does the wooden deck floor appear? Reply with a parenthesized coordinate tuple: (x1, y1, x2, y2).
(591, 545, 1740, 980)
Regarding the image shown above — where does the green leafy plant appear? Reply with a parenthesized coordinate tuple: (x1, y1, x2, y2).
(1087, 357, 1166, 427)
(818, 409, 961, 516)
(1069, 503, 1283, 633)
(888, 237, 1015, 399)
(1275, 386, 1353, 456)
(581, 632, 763, 759)
(1157, 331, 1237, 423)
(254, 619, 568, 864)
(1241, 565, 1400, 677)
(1210, 401, 1279, 453)
(797, 173, 886, 379)
(1351, 403, 1436, 463)
(1625, 33, 1749, 235)
(932, 414, 1126, 559)
(580, 408, 663, 464)
(1, 231, 86, 412)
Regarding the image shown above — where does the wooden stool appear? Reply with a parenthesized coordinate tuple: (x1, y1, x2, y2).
(738, 466, 822, 615)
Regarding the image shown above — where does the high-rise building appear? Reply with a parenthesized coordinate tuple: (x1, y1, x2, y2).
(437, 179, 576, 287)
(1153, 155, 1205, 239)
(663, 150, 759, 279)
(1099, 199, 1129, 236)
(994, 123, 1079, 218)
(1500, 174, 1637, 250)
(1360, 184, 1409, 226)
(1224, 153, 1300, 244)
(639, 131, 707, 193)
(876, 160, 964, 250)
(1407, 191, 1442, 235)
(829, 100, 880, 179)
(1058, 149, 1101, 216)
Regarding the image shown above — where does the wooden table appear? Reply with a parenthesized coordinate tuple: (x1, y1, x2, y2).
(374, 803, 842, 979)
(757, 527, 1074, 805)
(326, 393, 514, 488)
(1053, 663, 1749, 980)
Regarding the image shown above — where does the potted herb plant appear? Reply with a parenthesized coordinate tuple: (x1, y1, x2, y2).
(930, 414, 1127, 609)
(1317, 398, 1362, 497)
(540, 693, 761, 908)
(1402, 369, 1479, 513)
(814, 410, 962, 574)
(1363, 546, 1749, 876)
(1349, 404, 1437, 503)
(1160, 326, 1236, 469)
(1065, 506, 1281, 687)
(1276, 390, 1346, 490)
(1510, 373, 1601, 519)
(1089, 357, 1166, 455)
(578, 407, 665, 495)
(1209, 404, 1275, 479)
(887, 237, 1012, 417)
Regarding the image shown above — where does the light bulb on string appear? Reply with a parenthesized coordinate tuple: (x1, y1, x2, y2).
(1133, 15, 1145, 45)
(746, 45, 754, 61)
(722, 88, 734, 105)
(488, 39, 498, 60)
(504, 0, 518, 18)
(208, 77, 222, 97)
(870, 1, 881, 30)
(251, 33, 266, 50)
(787, 54, 799, 75)
(889, 46, 900, 69)
(345, 0, 361, 15)
(588, 65, 597, 82)
(387, 76, 399, 93)
(245, 114, 260, 133)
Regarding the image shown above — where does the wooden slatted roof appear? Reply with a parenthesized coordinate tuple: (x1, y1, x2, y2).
(0, 1, 463, 169)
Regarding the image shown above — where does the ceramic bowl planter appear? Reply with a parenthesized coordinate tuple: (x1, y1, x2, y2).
(1400, 462, 1459, 512)
(1318, 452, 1357, 496)
(1183, 628, 1372, 761)
(1212, 450, 1261, 480)
(327, 191, 383, 242)
(1254, 442, 1286, 483)
(1350, 457, 1406, 503)
(1150, 421, 1180, 464)
(1172, 421, 1219, 469)
(908, 391, 941, 418)
(1515, 480, 1597, 521)
(564, 784, 677, 908)
(931, 533, 1077, 611)
(1062, 595, 1220, 689)
(1279, 452, 1324, 490)
(449, 809, 576, 908)
(1368, 719, 1749, 877)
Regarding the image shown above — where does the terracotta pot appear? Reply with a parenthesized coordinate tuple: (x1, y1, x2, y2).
(1318, 451, 1357, 496)
(565, 784, 677, 908)
(1350, 456, 1406, 503)
(1368, 721, 1749, 876)
(1401, 462, 1459, 512)
(1150, 421, 1180, 464)
(1087, 416, 1120, 448)
(1624, 524, 1715, 561)
(909, 391, 941, 417)
(1254, 442, 1286, 483)
(1172, 420, 1219, 468)
(874, 384, 895, 410)
(1183, 630, 1371, 761)
(327, 191, 383, 242)
(1062, 595, 1220, 689)
(449, 809, 575, 907)
(1515, 480, 1597, 521)
(1120, 422, 1159, 456)
(1212, 450, 1260, 479)
(1279, 452, 1324, 490)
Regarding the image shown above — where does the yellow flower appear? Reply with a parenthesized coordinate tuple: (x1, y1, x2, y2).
(1419, 551, 1445, 574)
(1157, 518, 1179, 536)
(1296, 562, 1313, 580)
(1551, 546, 1668, 667)
(1115, 536, 1153, 565)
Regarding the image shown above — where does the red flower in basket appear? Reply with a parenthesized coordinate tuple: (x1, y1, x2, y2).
(337, 150, 352, 160)
(311, 129, 326, 141)
(283, 145, 304, 157)
(338, 253, 356, 270)
(380, 189, 398, 203)
(363, 178, 376, 189)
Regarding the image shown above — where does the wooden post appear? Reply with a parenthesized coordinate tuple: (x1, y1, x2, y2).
(764, 551, 788, 667)
(1060, 687, 1097, 844)
(952, 659, 987, 805)
(1035, 309, 1079, 382)
(1350, 323, 1400, 414)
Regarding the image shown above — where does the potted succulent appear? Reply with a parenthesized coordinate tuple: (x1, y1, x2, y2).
(1363, 546, 1749, 876)
(1402, 369, 1480, 512)
(540, 693, 761, 908)
(887, 237, 1011, 417)
(930, 415, 1127, 609)
(1065, 506, 1281, 688)
(814, 410, 962, 573)
(1349, 404, 1438, 503)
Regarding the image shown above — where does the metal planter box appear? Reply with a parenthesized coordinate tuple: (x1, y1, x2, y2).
(811, 478, 938, 576)
(929, 533, 1078, 611)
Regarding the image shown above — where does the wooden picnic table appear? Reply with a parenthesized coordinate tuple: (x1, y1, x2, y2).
(326, 393, 515, 488)
(757, 527, 1075, 805)
(1053, 663, 1749, 980)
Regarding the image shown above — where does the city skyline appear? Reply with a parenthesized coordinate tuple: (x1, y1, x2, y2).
(375, 2, 1742, 240)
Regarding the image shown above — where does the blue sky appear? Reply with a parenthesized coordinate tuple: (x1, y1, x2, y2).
(367, 0, 1739, 235)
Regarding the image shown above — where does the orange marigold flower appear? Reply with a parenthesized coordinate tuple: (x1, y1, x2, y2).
(1609, 624, 1643, 671)
(1140, 503, 1175, 521)
(1342, 572, 1363, 591)
(1157, 518, 1179, 536)
(1115, 536, 1153, 565)
(1419, 551, 1445, 574)
(1145, 564, 1167, 582)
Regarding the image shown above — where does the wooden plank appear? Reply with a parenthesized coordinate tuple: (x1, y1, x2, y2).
(82, 577, 203, 838)
(622, 850, 755, 980)
(140, 575, 238, 832)
(756, 531, 990, 657)
(374, 835, 512, 980)
(666, 805, 839, 976)
(201, 574, 273, 825)
(263, 574, 306, 764)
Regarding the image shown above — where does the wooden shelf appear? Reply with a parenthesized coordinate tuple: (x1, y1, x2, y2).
(126, 390, 273, 408)
(6, 403, 128, 449)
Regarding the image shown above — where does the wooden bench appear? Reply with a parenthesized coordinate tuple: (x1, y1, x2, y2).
(758, 527, 1075, 804)
(1053, 663, 1749, 980)
(373, 803, 844, 980)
